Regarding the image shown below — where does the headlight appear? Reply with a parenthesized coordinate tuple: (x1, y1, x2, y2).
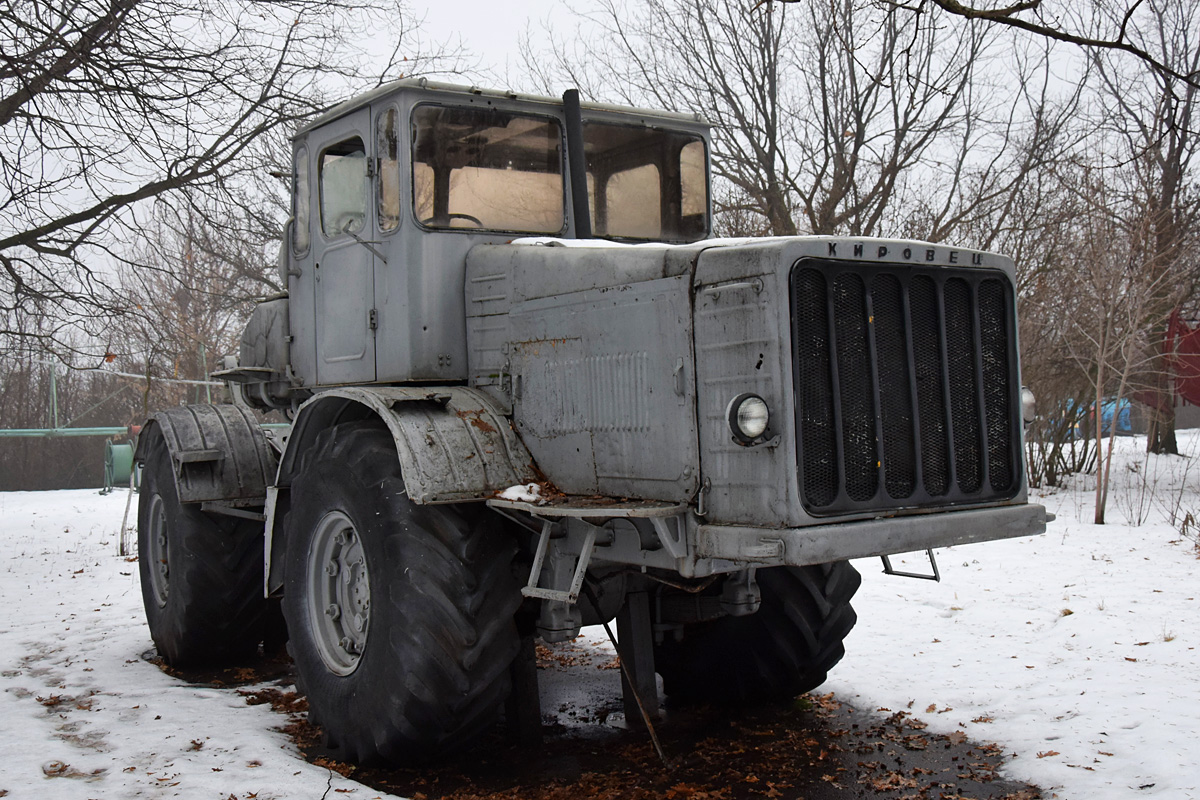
(1021, 386, 1036, 426)
(727, 393, 770, 444)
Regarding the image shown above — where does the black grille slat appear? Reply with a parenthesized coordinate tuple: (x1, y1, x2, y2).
(794, 269, 838, 507)
(944, 278, 983, 494)
(910, 276, 951, 496)
(832, 274, 878, 501)
(979, 279, 1013, 491)
(790, 258, 1020, 515)
(872, 274, 917, 498)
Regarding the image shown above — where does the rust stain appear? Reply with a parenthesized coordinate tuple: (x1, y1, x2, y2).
(456, 409, 497, 434)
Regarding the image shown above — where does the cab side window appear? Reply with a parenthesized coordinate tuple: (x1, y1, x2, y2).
(377, 108, 400, 232)
(583, 122, 709, 242)
(320, 137, 367, 237)
(292, 146, 310, 253)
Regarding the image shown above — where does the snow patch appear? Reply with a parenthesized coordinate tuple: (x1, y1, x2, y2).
(499, 482, 543, 503)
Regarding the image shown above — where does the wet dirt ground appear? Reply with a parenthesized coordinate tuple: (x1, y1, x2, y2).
(158, 639, 1043, 800)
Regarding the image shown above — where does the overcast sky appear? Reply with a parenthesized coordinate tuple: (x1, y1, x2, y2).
(418, 0, 573, 88)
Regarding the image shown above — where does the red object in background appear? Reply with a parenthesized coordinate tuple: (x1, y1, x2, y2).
(1165, 311, 1200, 407)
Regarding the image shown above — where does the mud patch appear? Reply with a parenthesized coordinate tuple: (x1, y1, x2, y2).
(42, 760, 105, 781)
(155, 643, 1043, 800)
(55, 725, 109, 752)
(142, 646, 293, 689)
(239, 686, 309, 715)
(276, 690, 1042, 800)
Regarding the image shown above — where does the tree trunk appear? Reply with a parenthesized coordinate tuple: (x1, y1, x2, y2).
(1147, 328, 1180, 456)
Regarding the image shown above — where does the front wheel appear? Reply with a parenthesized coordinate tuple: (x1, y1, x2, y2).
(654, 562, 861, 704)
(136, 425, 266, 666)
(282, 421, 521, 763)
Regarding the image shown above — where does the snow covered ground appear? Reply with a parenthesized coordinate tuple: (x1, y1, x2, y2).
(1, 433, 1197, 799)
(827, 432, 1200, 799)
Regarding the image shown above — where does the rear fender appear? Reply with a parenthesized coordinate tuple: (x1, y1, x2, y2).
(135, 405, 277, 504)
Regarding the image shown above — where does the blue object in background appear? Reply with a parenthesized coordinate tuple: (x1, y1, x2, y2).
(1097, 397, 1134, 436)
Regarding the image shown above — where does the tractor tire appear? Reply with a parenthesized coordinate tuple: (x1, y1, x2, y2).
(282, 421, 521, 764)
(654, 562, 860, 704)
(137, 424, 267, 666)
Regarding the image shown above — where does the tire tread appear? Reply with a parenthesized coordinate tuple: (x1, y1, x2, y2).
(137, 425, 266, 666)
(655, 562, 861, 704)
(283, 421, 519, 763)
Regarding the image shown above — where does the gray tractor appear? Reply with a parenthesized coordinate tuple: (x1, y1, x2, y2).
(135, 80, 1050, 763)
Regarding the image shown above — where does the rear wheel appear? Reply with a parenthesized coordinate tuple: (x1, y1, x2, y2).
(136, 425, 266, 666)
(282, 420, 521, 763)
(654, 562, 860, 704)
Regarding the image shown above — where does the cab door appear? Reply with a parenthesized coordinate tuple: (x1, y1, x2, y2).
(311, 109, 377, 385)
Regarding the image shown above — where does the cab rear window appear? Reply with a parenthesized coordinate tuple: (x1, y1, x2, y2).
(583, 122, 708, 242)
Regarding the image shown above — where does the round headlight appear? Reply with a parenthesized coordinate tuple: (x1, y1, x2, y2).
(727, 393, 770, 444)
(1021, 386, 1036, 426)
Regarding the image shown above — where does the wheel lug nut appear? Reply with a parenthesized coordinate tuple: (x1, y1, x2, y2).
(326, 604, 341, 620)
(325, 561, 339, 577)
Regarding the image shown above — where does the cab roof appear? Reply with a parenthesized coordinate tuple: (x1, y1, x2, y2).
(295, 78, 709, 139)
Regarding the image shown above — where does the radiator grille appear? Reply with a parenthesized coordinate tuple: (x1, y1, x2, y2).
(790, 258, 1020, 515)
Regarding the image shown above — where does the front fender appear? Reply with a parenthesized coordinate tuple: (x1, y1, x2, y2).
(265, 386, 536, 594)
(276, 386, 535, 503)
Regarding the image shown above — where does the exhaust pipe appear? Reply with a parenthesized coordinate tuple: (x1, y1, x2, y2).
(562, 89, 591, 239)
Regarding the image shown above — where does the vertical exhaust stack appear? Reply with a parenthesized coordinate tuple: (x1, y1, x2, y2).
(562, 89, 591, 239)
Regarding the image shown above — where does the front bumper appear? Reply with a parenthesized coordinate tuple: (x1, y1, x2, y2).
(696, 503, 1051, 567)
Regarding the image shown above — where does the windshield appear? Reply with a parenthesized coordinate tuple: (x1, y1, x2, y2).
(411, 104, 564, 234)
(583, 122, 708, 242)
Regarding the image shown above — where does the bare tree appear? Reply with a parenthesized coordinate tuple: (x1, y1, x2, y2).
(1001, 162, 1101, 488)
(1086, 0, 1200, 454)
(852, 0, 1200, 89)
(525, 0, 1067, 243)
(889, 34, 1088, 252)
(117, 200, 286, 413)
(1057, 173, 1173, 522)
(0, 0, 455, 359)
(524, 0, 801, 234)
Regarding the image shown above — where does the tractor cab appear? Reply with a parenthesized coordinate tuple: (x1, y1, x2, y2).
(267, 80, 711, 397)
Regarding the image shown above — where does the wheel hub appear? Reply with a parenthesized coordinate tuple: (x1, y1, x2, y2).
(146, 494, 170, 607)
(308, 511, 370, 675)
